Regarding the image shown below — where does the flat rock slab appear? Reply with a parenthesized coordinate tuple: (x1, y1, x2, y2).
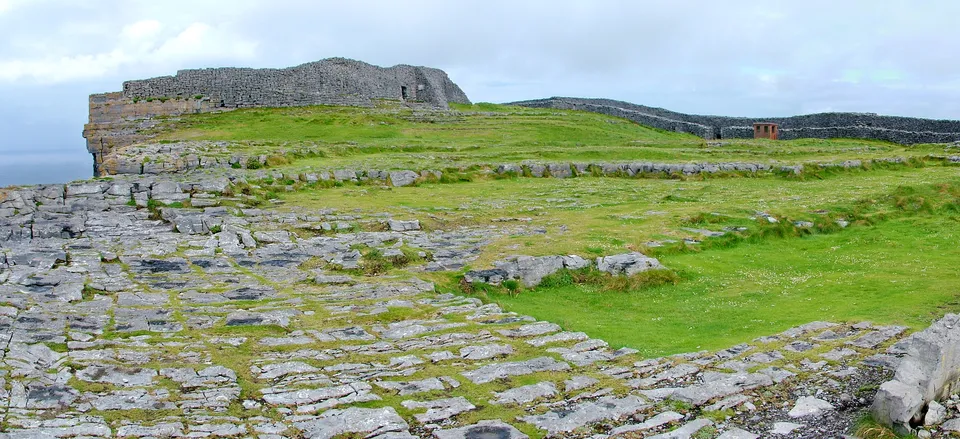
(771, 422, 803, 435)
(609, 411, 683, 435)
(498, 322, 560, 338)
(716, 428, 760, 439)
(462, 357, 570, 384)
(460, 343, 513, 360)
(376, 377, 446, 396)
(433, 420, 529, 439)
(76, 365, 157, 387)
(672, 373, 773, 406)
(294, 407, 409, 439)
(261, 382, 378, 409)
(521, 395, 648, 434)
(788, 396, 834, 418)
(646, 418, 713, 439)
(402, 397, 476, 423)
(564, 375, 599, 392)
(491, 381, 557, 405)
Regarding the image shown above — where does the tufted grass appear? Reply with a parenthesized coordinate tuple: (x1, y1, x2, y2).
(278, 167, 960, 356)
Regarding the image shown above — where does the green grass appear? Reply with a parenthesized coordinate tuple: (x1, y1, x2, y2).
(139, 101, 960, 358)
(278, 169, 960, 356)
(488, 215, 960, 356)
(145, 102, 949, 172)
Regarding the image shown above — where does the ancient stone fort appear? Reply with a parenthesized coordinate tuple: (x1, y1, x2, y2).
(83, 57, 960, 177)
(82, 58, 471, 175)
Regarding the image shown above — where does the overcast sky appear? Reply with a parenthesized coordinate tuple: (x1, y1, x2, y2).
(2, 0, 959, 185)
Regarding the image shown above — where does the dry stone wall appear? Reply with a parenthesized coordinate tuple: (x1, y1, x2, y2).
(120, 57, 470, 109)
(82, 58, 471, 177)
(513, 97, 960, 144)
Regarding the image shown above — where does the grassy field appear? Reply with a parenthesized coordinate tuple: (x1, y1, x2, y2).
(155, 101, 960, 356)
(151, 102, 950, 171)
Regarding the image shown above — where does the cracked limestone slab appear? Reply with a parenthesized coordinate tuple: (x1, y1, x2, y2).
(433, 420, 529, 439)
(401, 396, 476, 423)
(491, 381, 556, 405)
(461, 357, 570, 384)
(521, 395, 649, 434)
(459, 343, 513, 360)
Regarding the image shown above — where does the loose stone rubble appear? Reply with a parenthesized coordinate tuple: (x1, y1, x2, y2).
(0, 171, 938, 438)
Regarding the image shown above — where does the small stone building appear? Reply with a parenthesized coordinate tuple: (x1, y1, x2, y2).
(753, 122, 779, 140)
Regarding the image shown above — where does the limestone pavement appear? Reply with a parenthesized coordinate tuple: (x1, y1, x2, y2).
(0, 171, 941, 438)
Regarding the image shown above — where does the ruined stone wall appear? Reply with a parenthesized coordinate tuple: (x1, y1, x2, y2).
(120, 58, 470, 109)
(82, 58, 471, 176)
(513, 97, 960, 144)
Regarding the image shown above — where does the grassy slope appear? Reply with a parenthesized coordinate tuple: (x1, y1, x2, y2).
(152, 102, 946, 171)
(160, 101, 960, 356)
(492, 215, 960, 356)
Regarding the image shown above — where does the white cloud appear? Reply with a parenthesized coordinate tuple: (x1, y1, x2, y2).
(0, 19, 257, 83)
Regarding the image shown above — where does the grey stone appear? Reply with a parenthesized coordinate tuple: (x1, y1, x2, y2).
(646, 418, 714, 439)
(716, 427, 759, 439)
(943, 418, 960, 431)
(561, 254, 591, 270)
(460, 343, 513, 360)
(491, 381, 556, 404)
(433, 420, 528, 439)
(375, 378, 446, 395)
(261, 382, 379, 408)
(498, 321, 561, 338)
(76, 365, 157, 387)
(608, 411, 683, 435)
(401, 397, 476, 423)
(788, 396, 834, 418)
(521, 395, 648, 434)
(770, 422, 803, 435)
(924, 400, 947, 426)
(293, 407, 409, 439)
(461, 357, 570, 384)
(388, 219, 421, 231)
(873, 314, 960, 430)
(495, 255, 565, 287)
(115, 422, 185, 438)
(672, 372, 773, 406)
(527, 331, 589, 347)
(596, 252, 664, 276)
(256, 362, 320, 380)
(564, 376, 599, 392)
(389, 171, 419, 187)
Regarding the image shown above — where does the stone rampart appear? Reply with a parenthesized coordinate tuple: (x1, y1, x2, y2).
(513, 97, 960, 144)
(82, 58, 471, 176)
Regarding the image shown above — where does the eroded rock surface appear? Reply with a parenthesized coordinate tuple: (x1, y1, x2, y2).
(0, 172, 925, 438)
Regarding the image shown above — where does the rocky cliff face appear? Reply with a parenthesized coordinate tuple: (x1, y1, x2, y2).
(82, 58, 471, 176)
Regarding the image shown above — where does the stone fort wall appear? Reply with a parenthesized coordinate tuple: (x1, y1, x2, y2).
(512, 97, 960, 144)
(82, 58, 471, 176)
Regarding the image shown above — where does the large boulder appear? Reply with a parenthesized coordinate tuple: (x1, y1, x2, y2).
(496, 256, 564, 287)
(873, 314, 960, 432)
(596, 252, 664, 276)
(389, 171, 419, 187)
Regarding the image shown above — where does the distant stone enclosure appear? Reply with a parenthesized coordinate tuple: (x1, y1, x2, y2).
(82, 58, 471, 176)
(512, 97, 960, 145)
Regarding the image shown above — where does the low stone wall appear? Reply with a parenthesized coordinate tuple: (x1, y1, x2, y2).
(513, 97, 960, 145)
